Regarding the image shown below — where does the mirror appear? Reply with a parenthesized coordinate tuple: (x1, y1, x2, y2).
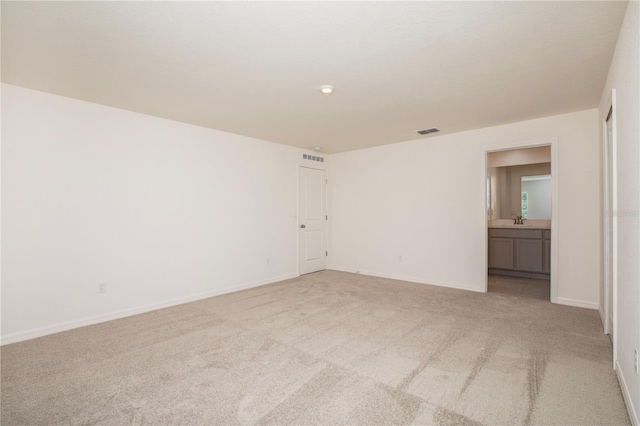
(488, 162, 551, 220)
(521, 175, 551, 219)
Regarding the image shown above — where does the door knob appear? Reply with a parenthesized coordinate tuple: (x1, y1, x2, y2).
(300, 224, 306, 228)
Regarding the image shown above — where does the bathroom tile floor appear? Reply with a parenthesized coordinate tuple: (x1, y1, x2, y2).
(488, 274, 550, 300)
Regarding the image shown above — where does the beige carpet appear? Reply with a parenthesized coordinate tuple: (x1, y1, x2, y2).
(1, 271, 630, 425)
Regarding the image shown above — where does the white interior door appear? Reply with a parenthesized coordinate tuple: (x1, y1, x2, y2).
(298, 167, 327, 275)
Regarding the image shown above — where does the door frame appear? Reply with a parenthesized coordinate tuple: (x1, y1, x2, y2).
(601, 89, 618, 366)
(483, 138, 558, 303)
(297, 161, 329, 276)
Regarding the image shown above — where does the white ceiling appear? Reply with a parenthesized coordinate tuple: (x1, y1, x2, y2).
(1, 1, 627, 153)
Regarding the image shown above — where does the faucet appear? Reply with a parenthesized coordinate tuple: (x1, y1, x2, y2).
(514, 215, 524, 225)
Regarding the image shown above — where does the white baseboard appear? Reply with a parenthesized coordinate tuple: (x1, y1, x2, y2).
(1, 273, 298, 346)
(616, 361, 639, 426)
(556, 297, 599, 310)
(328, 267, 483, 293)
(597, 306, 607, 331)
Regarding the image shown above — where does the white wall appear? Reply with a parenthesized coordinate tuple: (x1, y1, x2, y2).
(329, 109, 600, 307)
(1, 84, 313, 344)
(598, 1, 639, 422)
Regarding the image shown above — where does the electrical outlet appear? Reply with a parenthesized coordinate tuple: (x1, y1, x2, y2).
(97, 282, 107, 293)
(635, 348, 638, 375)
(266, 257, 270, 265)
(398, 255, 403, 262)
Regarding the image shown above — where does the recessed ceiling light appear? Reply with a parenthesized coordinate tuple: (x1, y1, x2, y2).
(313, 146, 322, 151)
(319, 85, 334, 94)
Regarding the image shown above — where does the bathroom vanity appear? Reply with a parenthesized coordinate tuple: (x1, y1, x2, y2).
(488, 224, 550, 280)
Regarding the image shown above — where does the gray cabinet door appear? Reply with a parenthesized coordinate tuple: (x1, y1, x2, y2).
(515, 239, 544, 272)
(489, 237, 514, 270)
(544, 239, 551, 273)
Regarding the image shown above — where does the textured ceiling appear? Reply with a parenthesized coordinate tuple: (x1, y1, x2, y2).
(1, 1, 628, 153)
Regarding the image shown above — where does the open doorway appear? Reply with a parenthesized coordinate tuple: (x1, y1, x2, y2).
(485, 144, 556, 301)
(601, 89, 617, 368)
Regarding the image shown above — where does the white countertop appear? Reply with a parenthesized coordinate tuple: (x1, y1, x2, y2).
(488, 224, 551, 230)
(488, 219, 551, 230)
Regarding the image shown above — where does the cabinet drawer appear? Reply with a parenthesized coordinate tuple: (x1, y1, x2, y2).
(489, 228, 543, 239)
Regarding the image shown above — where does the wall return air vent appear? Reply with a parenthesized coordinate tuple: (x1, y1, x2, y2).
(417, 128, 440, 135)
(303, 153, 324, 162)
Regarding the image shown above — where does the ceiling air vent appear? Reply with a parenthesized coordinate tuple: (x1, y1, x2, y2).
(417, 128, 440, 135)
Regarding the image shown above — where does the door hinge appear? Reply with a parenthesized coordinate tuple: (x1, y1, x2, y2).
(326, 251, 328, 256)
(326, 215, 328, 220)
(326, 178, 328, 184)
